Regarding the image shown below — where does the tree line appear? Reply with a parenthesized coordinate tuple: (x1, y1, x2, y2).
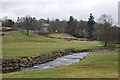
(1, 14, 120, 47)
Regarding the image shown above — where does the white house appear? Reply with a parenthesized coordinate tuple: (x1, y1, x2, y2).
(41, 23, 49, 33)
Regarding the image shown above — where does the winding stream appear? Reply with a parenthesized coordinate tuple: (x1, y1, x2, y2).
(20, 52, 93, 72)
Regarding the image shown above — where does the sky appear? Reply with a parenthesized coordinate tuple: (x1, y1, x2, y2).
(0, 0, 119, 25)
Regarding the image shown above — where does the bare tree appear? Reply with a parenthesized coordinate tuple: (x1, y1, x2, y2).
(102, 27, 118, 47)
(60, 20, 68, 33)
(98, 14, 113, 47)
(31, 17, 38, 33)
(98, 14, 112, 31)
(17, 16, 34, 35)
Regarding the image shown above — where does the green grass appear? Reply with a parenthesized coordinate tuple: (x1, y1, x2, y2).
(2, 50, 118, 78)
(2, 31, 102, 58)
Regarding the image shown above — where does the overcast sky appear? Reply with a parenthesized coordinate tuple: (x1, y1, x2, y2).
(0, 0, 119, 25)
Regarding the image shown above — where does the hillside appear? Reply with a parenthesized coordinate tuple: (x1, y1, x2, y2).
(47, 33, 77, 39)
(2, 32, 118, 78)
(2, 31, 58, 43)
(2, 31, 101, 58)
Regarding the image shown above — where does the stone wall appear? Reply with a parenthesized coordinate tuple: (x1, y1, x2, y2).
(1, 48, 92, 73)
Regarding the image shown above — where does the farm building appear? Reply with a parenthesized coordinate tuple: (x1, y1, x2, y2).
(41, 23, 49, 33)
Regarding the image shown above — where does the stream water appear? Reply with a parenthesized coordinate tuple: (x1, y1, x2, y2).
(19, 52, 93, 72)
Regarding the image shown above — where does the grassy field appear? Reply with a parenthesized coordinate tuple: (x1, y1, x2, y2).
(2, 50, 118, 78)
(2, 31, 102, 58)
(47, 33, 77, 39)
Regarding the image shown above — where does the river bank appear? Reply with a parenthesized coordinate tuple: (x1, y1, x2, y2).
(2, 48, 94, 73)
(2, 47, 118, 73)
(2, 49, 118, 78)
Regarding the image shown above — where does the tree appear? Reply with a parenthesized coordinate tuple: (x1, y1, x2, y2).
(46, 18, 50, 24)
(118, 27, 120, 44)
(98, 14, 113, 47)
(98, 14, 112, 31)
(60, 20, 68, 33)
(49, 19, 60, 33)
(17, 16, 34, 35)
(31, 17, 38, 33)
(2, 19, 15, 27)
(25, 16, 33, 35)
(75, 20, 88, 38)
(67, 16, 77, 36)
(102, 27, 118, 47)
(93, 23, 104, 41)
(88, 13, 95, 40)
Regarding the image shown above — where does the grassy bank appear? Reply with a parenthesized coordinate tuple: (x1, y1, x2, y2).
(2, 32, 102, 58)
(2, 50, 118, 78)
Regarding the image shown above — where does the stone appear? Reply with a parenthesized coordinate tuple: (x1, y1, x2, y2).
(27, 57, 33, 62)
(60, 50, 65, 53)
(8, 67, 15, 70)
(8, 63, 14, 67)
(2, 64, 6, 68)
(19, 63, 26, 67)
(2, 60, 5, 64)
(13, 63, 19, 67)
(11, 59, 19, 63)
(31, 56, 37, 60)
(4, 59, 12, 64)
(20, 59, 28, 63)
(36, 54, 40, 57)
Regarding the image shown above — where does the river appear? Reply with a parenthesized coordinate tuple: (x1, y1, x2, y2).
(20, 52, 93, 72)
